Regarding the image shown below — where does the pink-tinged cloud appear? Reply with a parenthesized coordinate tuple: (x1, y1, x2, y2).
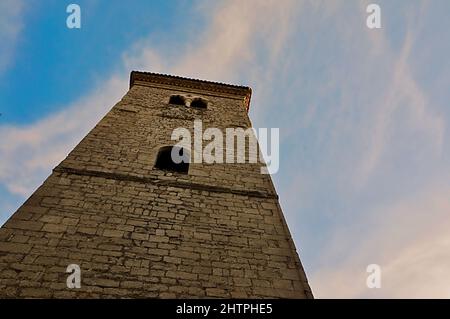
(310, 183, 450, 298)
(0, 76, 127, 196)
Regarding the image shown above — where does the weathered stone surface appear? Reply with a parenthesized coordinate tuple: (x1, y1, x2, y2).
(0, 72, 312, 298)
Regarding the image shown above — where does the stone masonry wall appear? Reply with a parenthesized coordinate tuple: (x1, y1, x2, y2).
(0, 73, 312, 298)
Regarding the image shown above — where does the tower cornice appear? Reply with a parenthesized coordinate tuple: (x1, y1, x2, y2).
(130, 71, 252, 111)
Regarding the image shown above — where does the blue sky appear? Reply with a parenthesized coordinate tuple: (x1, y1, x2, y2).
(1, 0, 450, 298)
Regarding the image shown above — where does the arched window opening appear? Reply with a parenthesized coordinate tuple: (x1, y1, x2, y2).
(190, 98, 207, 109)
(169, 95, 186, 106)
(154, 146, 189, 174)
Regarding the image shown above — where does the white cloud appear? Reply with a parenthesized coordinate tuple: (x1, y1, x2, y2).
(0, 0, 24, 74)
(0, 76, 127, 196)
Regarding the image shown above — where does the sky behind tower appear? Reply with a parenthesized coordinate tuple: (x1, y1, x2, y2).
(1, 0, 449, 298)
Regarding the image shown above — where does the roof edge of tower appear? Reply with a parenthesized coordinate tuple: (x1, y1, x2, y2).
(129, 71, 252, 111)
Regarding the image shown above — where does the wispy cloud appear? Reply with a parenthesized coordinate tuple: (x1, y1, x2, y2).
(0, 0, 24, 74)
(287, 1, 449, 298)
(311, 182, 450, 298)
(0, 76, 126, 196)
(356, 4, 444, 186)
(124, 0, 300, 82)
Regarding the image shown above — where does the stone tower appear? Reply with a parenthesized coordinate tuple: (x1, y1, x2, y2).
(0, 71, 312, 298)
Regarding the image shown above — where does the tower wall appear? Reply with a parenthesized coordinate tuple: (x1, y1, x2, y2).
(0, 72, 312, 298)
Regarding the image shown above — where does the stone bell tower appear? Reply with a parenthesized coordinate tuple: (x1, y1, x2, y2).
(0, 71, 312, 298)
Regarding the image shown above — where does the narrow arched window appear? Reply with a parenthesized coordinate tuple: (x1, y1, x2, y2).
(169, 95, 186, 106)
(154, 146, 189, 174)
(190, 98, 207, 109)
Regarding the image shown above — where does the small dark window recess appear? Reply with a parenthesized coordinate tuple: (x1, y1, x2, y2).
(169, 95, 186, 106)
(155, 146, 189, 174)
(190, 98, 208, 109)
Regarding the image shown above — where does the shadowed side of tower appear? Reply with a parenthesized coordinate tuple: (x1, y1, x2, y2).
(0, 71, 313, 298)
